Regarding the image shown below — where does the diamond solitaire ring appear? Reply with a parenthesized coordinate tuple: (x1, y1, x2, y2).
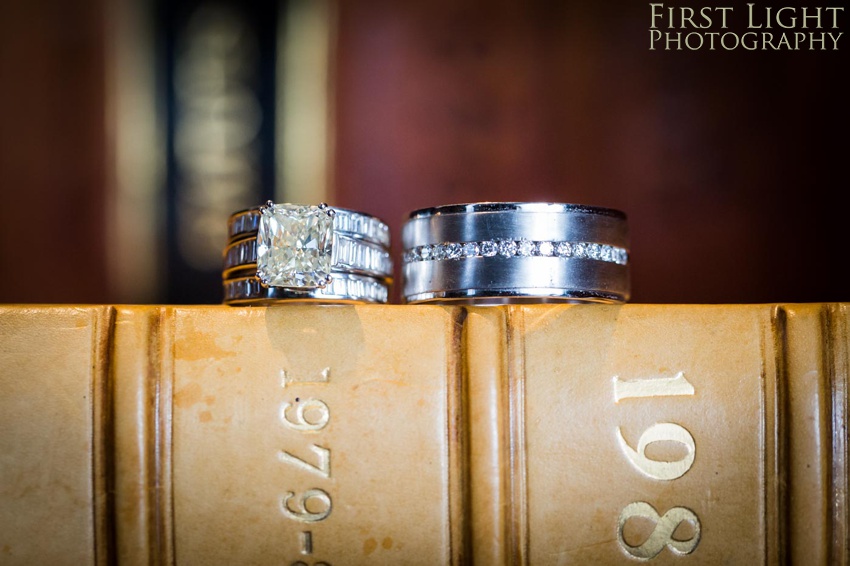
(223, 202, 392, 305)
(401, 202, 630, 304)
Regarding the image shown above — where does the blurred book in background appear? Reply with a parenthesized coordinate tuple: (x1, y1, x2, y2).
(162, 0, 277, 304)
(107, 0, 333, 304)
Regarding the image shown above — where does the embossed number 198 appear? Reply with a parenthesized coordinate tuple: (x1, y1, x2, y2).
(613, 372, 702, 561)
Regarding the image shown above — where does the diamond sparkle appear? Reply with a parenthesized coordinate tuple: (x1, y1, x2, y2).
(480, 241, 498, 257)
(256, 203, 334, 288)
(461, 242, 479, 257)
(537, 241, 554, 256)
(517, 239, 535, 256)
(498, 240, 518, 257)
(556, 242, 572, 257)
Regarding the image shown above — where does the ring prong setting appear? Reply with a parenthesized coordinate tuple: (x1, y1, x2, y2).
(255, 203, 335, 290)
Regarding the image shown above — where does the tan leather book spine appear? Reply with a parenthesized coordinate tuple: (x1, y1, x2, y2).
(1, 304, 847, 565)
(124, 305, 467, 565)
(489, 303, 849, 565)
(0, 306, 115, 564)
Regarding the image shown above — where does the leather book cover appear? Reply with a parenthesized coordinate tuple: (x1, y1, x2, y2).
(1, 304, 847, 565)
(470, 304, 848, 564)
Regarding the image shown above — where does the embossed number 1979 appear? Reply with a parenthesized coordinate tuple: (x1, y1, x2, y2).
(278, 370, 333, 566)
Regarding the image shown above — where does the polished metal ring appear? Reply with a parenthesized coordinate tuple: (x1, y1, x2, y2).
(228, 204, 390, 247)
(401, 202, 630, 304)
(223, 274, 389, 305)
(223, 202, 392, 305)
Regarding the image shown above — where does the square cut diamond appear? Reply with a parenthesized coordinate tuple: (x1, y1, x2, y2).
(256, 204, 334, 288)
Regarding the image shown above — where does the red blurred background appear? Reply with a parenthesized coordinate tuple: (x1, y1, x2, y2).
(1, 0, 847, 304)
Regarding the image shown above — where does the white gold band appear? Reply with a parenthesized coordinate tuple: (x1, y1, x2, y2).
(401, 202, 630, 304)
(228, 206, 390, 247)
(223, 202, 392, 305)
(223, 273, 389, 305)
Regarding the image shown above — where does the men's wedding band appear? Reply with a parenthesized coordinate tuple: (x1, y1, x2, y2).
(401, 202, 630, 304)
(223, 202, 392, 305)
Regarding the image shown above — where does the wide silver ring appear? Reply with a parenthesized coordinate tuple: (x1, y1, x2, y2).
(401, 202, 630, 304)
(223, 202, 392, 305)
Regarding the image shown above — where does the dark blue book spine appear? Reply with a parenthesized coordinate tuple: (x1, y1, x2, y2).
(160, 0, 279, 304)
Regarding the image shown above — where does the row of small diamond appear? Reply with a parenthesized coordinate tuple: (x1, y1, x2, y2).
(403, 240, 628, 265)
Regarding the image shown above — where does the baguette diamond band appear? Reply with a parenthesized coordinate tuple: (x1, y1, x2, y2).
(402, 202, 630, 304)
(223, 232, 393, 281)
(223, 202, 392, 305)
(228, 205, 390, 248)
(223, 273, 389, 305)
